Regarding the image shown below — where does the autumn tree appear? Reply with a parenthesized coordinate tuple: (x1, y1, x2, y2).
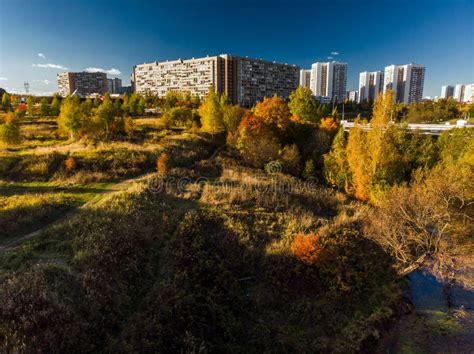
(291, 233, 324, 265)
(288, 86, 324, 123)
(237, 111, 280, 167)
(254, 95, 292, 133)
(94, 96, 118, 139)
(199, 86, 225, 134)
(50, 94, 61, 116)
(222, 104, 245, 134)
(1, 92, 11, 112)
(58, 96, 84, 139)
(162, 106, 193, 128)
(346, 118, 371, 200)
(27, 96, 35, 116)
(0, 112, 21, 145)
(39, 98, 49, 117)
(324, 127, 351, 191)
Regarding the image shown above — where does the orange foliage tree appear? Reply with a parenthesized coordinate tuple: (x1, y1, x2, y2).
(253, 95, 292, 133)
(291, 232, 324, 265)
(319, 117, 340, 135)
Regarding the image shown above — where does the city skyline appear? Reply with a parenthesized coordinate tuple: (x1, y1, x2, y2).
(0, 0, 473, 98)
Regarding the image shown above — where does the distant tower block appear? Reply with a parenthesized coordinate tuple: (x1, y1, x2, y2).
(24, 81, 30, 94)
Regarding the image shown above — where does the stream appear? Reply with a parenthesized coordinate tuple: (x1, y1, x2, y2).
(378, 265, 474, 353)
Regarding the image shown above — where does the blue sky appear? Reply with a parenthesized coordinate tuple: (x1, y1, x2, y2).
(0, 0, 473, 97)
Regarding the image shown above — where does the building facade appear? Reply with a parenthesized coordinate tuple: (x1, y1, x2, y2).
(347, 90, 358, 102)
(131, 54, 299, 107)
(454, 84, 465, 102)
(299, 69, 311, 88)
(358, 71, 384, 103)
(57, 72, 108, 97)
(107, 77, 122, 94)
(383, 63, 425, 103)
(309, 61, 347, 103)
(440, 85, 454, 99)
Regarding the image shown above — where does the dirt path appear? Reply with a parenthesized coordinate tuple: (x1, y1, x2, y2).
(0, 173, 153, 253)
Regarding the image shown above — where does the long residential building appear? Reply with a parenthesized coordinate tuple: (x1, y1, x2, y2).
(131, 54, 300, 107)
(309, 61, 347, 103)
(383, 63, 425, 103)
(358, 71, 384, 103)
(57, 72, 108, 97)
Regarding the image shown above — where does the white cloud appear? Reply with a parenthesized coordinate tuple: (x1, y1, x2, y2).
(327, 56, 333, 60)
(33, 63, 68, 70)
(33, 79, 51, 85)
(0, 77, 7, 81)
(331, 51, 340, 56)
(85, 67, 121, 76)
(38, 53, 46, 59)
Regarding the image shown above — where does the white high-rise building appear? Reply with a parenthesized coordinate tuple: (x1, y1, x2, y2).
(454, 84, 465, 102)
(440, 85, 454, 99)
(463, 83, 473, 103)
(347, 90, 358, 102)
(309, 61, 347, 103)
(299, 69, 311, 88)
(383, 63, 425, 103)
(358, 71, 384, 103)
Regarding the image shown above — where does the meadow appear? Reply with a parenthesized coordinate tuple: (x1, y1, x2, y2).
(0, 89, 472, 352)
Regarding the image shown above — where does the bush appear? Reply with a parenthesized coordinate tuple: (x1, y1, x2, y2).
(280, 144, 302, 176)
(162, 107, 193, 128)
(156, 152, 170, 175)
(0, 264, 91, 353)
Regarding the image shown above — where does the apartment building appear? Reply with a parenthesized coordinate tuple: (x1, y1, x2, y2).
(440, 85, 454, 99)
(347, 90, 358, 102)
(299, 69, 311, 88)
(131, 54, 300, 107)
(383, 63, 425, 103)
(358, 71, 384, 103)
(107, 77, 122, 94)
(309, 61, 347, 103)
(57, 72, 108, 97)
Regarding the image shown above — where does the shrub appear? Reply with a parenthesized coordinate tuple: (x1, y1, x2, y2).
(280, 144, 301, 176)
(0, 264, 91, 352)
(157, 152, 170, 175)
(291, 232, 324, 265)
(163, 106, 193, 128)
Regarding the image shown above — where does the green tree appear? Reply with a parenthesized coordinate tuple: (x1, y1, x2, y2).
(27, 96, 35, 117)
(163, 107, 193, 128)
(1, 92, 11, 112)
(0, 113, 21, 145)
(50, 94, 61, 116)
(81, 97, 93, 117)
(324, 127, 351, 191)
(222, 104, 245, 133)
(288, 86, 324, 123)
(39, 98, 50, 117)
(94, 96, 117, 139)
(93, 96, 101, 108)
(198, 86, 225, 134)
(58, 96, 84, 139)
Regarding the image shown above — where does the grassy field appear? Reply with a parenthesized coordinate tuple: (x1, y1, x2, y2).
(0, 127, 401, 352)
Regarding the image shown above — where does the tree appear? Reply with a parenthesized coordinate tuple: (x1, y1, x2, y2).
(1, 92, 11, 112)
(324, 127, 351, 191)
(289, 87, 324, 123)
(237, 111, 280, 167)
(50, 94, 61, 116)
(94, 96, 117, 139)
(27, 96, 35, 116)
(254, 95, 292, 132)
(39, 98, 50, 117)
(157, 152, 170, 176)
(280, 144, 302, 176)
(0, 112, 21, 145)
(222, 104, 245, 134)
(11, 95, 19, 111)
(163, 107, 193, 128)
(346, 119, 371, 200)
(128, 93, 140, 115)
(291, 233, 324, 265)
(198, 86, 225, 134)
(58, 96, 84, 139)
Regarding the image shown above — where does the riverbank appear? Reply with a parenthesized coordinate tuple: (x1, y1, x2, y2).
(377, 255, 474, 353)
